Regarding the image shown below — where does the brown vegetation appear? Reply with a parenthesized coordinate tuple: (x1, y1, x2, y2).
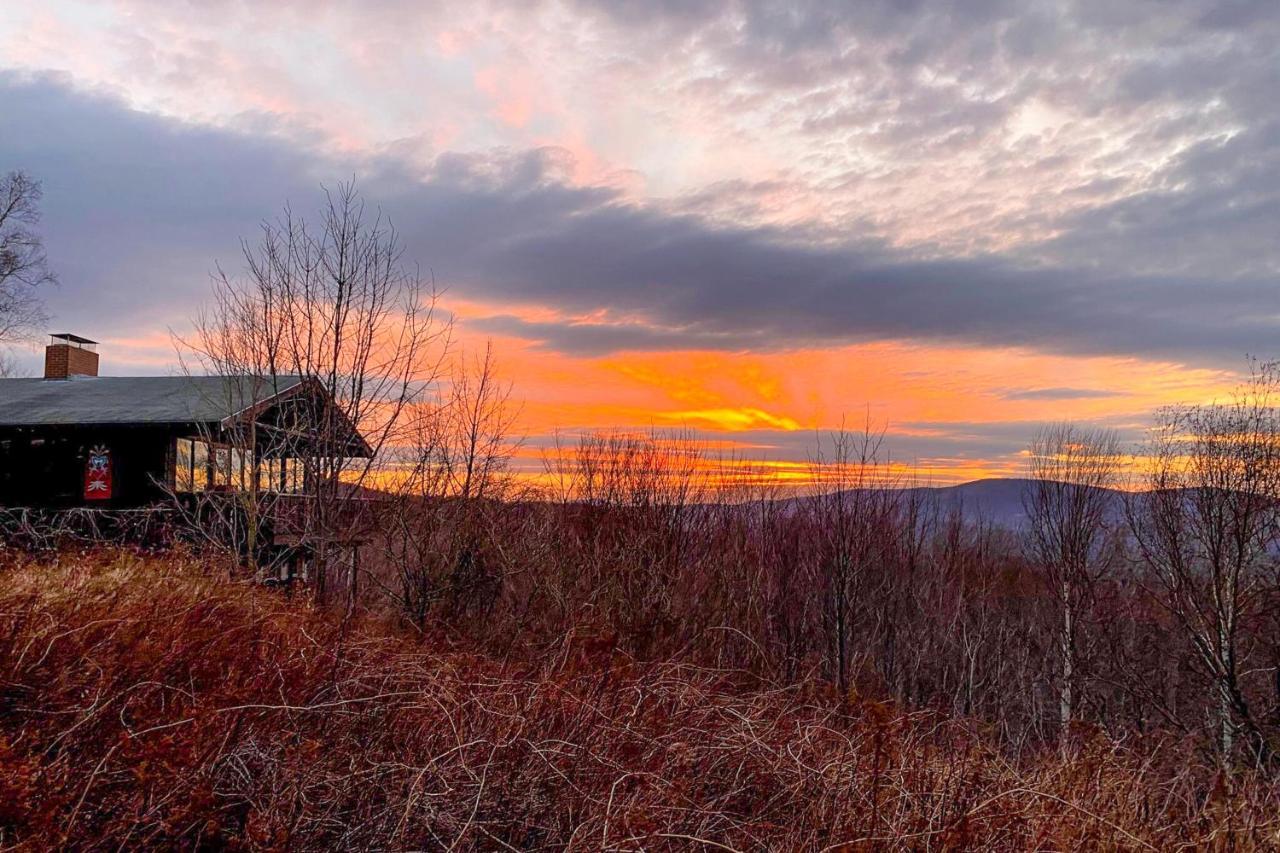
(3, 550, 1279, 850)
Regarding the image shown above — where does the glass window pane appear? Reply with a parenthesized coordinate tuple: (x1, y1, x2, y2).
(175, 438, 193, 492)
(192, 440, 209, 492)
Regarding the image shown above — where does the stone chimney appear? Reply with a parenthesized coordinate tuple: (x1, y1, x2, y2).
(44, 333, 100, 379)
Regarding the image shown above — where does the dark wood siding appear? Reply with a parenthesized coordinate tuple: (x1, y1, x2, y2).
(0, 425, 184, 509)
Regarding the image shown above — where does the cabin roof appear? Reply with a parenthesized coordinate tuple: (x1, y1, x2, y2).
(0, 375, 307, 427)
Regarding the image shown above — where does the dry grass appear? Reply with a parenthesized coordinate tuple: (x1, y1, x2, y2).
(1, 549, 1278, 850)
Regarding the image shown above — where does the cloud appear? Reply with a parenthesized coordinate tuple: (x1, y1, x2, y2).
(0, 71, 331, 358)
(1033, 120, 1280, 278)
(998, 387, 1125, 401)
(1, 69, 1277, 373)
(469, 314, 765, 354)
(378, 149, 1278, 362)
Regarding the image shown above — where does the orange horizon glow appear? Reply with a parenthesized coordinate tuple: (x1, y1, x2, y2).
(426, 297, 1238, 487)
(278, 292, 1250, 493)
(74, 294, 1250, 491)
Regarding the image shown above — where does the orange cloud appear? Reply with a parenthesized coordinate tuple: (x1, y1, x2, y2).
(654, 407, 803, 432)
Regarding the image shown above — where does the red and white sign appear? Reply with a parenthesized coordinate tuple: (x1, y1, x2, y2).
(84, 445, 112, 501)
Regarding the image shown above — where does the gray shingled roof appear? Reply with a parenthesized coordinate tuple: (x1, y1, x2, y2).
(0, 375, 305, 427)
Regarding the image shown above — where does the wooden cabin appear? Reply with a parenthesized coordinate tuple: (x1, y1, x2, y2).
(0, 334, 370, 511)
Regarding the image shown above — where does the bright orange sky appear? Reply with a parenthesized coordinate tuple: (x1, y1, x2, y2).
(442, 299, 1237, 484)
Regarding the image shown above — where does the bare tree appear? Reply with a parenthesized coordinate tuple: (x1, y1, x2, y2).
(182, 180, 450, 602)
(439, 341, 520, 501)
(807, 417, 901, 697)
(1023, 423, 1122, 736)
(0, 171, 54, 349)
(1128, 361, 1280, 766)
(540, 429, 709, 655)
(376, 342, 520, 628)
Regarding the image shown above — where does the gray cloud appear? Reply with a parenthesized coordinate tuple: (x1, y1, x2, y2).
(998, 387, 1125, 401)
(1033, 120, 1280, 278)
(570, 0, 1280, 257)
(1, 68, 1277, 372)
(0, 72, 330, 366)
(375, 148, 1278, 361)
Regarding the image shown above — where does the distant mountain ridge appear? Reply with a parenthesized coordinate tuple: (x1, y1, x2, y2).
(813, 477, 1129, 531)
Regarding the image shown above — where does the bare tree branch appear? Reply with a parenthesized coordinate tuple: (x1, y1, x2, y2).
(0, 170, 54, 347)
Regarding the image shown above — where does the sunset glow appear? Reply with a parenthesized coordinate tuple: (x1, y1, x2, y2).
(2, 1, 1275, 486)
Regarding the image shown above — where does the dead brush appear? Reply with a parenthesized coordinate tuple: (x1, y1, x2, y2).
(1, 549, 1279, 850)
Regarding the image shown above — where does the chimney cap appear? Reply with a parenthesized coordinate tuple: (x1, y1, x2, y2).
(49, 333, 98, 350)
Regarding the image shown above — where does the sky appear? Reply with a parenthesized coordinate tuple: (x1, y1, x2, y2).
(1, 0, 1276, 483)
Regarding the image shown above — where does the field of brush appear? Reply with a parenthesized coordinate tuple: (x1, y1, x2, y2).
(1, 548, 1277, 850)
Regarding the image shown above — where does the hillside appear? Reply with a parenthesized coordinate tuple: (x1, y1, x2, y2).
(1, 550, 1277, 849)
(904, 478, 1127, 530)
(786, 477, 1128, 530)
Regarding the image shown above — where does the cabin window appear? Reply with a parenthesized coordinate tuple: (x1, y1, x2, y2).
(210, 445, 232, 489)
(235, 451, 249, 487)
(175, 437, 218, 492)
(176, 436, 306, 494)
(175, 437, 192, 491)
(176, 437, 279, 493)
(261, 457, 304, 493)
(175, 438, 202, 492)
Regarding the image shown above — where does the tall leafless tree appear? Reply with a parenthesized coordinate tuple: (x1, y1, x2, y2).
(0, 171, 55, 364)
(439, 341, 520, 502)
(1023, 423, 1122, 736)
(807, 418, 901, 697)
(1128, 361, 1280, 766)
(375, 342, 520, 628)
(182, 180, 450, 602)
